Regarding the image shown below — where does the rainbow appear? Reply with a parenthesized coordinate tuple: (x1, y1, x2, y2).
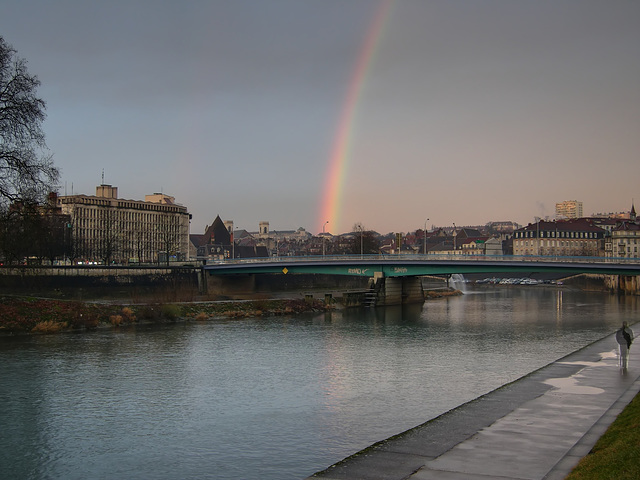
(317, 0, 395, 234)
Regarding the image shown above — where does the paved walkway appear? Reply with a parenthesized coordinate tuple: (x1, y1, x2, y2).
(307, 329, 640, 480)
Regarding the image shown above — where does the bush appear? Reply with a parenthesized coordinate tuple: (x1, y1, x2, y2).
(160, 304, 181, 321)
(121, 307, 136, 322)
(31, 320, 67, 334)
(110, 315, 123, 326)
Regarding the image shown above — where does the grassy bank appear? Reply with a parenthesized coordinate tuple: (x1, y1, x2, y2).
(0, 296, 331, 335)
(566, 390, 640, 480)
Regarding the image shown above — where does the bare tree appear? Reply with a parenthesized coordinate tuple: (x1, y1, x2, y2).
(351, 222, 380, 255)
(157, 212, 182, 265)
(0, 36, 58, 207)
(96, 207, 121, 264)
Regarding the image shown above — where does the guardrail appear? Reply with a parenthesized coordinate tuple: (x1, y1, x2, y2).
(207, 254, 640, 266)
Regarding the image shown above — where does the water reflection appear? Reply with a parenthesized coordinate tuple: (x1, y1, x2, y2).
(0, 286, 636, 480)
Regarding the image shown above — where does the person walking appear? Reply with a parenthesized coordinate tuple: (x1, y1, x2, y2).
(616, 321, 634, 371)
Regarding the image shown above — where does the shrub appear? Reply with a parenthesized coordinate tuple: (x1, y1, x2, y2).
(160, 304, 181, 321)
(110, 315, 123, 326)
(32, 320, 67, 334)
(195, 312, 208, 321)
(121, 307, 136, 322)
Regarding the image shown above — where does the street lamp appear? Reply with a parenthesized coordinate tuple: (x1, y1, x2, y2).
(232, 227, 239, 260)
(272, 230, 278, 257)
(322, 221, 329, 256)
(423, 218, 429, 255)
(536, 218, 540, 257)
(452, 223, 457, 253)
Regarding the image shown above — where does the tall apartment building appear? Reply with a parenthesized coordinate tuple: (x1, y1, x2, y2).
(555, 200, 583, 219)
(57, 184, 190, 264)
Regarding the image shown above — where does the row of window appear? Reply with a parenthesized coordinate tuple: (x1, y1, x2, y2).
(74, 207, 186, 224)
(612, 246, 639, 253)
(515, 240, 598, 248)
(515, 231, 600, 239)
(60, 198, 187, 214)
(74, 219, 183, 232)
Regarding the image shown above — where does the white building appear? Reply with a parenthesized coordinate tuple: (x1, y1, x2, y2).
(555, 200, 583, 219)
(606, 205, 639, 259)
(57, 184, 190, 264)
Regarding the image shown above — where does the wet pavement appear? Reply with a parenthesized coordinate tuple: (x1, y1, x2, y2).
(307, 328, 640, 480)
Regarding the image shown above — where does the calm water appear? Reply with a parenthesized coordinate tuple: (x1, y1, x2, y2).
(1, 286, 637, 480)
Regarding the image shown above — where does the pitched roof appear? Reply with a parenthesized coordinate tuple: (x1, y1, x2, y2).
(518, 218, 604, 233)
(203, 215, 231, 245)
(189, 234, 206, 247)
(614, 221, 640, 231)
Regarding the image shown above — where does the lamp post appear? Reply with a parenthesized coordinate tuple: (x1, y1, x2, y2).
(452, 223, 456, 253)
(358, 224, 364, 258)
(322, 221, 328, 257)
(272, 230, 278, 257)
(423, 218, 429, 255)
(232, 227, 239, 260)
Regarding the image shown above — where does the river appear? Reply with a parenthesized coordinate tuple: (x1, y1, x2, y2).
(0, 285, 637, 479)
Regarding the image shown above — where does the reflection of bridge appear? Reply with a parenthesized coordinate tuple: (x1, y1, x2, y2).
(203, 255, 640, 306)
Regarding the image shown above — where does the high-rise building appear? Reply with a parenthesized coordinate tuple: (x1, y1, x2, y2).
(57, 184, 190, 264)
(555, 200, 583, 219)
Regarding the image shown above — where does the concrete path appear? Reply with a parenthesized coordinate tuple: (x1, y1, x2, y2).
(307, 330, 640, 480)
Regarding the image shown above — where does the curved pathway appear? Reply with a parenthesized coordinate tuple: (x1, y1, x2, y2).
(307, 329, 640, 480)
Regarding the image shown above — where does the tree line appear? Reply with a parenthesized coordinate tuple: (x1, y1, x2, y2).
(1, 36, 61, 264)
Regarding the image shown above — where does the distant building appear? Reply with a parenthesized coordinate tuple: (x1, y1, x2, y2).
(486, 221, 520, 234)
(513, 218, 605, 256)
(556, 200, 583, 219)
(607, 222, 640, 259)
(193, 215, 232, 260)
(191, 216, 271, 261)
(605, 203, 639, 259)
(57, 184, 190, 264)
(483, 237, 504, 255)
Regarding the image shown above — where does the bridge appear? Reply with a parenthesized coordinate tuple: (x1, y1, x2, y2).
(203, 254, 640, 277)
(203, 255, 640, 306)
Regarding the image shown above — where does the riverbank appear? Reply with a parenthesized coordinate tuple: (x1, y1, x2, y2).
(0, 288, 462, 336)
(307, 331, 640, 479)
(0, 296, 332, 335)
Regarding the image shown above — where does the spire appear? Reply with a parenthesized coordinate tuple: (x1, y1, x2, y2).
(631, 201, 636, 222)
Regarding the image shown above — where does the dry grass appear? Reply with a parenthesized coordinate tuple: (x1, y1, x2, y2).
(121, 307, 136, 322)
(31, 320, 67, 334)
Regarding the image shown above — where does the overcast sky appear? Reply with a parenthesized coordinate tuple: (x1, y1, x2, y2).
(2, 0, 638, 235)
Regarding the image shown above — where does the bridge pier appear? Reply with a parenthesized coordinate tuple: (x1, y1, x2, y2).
(374, 276, 424, 306)
(605, 274, 640, 295)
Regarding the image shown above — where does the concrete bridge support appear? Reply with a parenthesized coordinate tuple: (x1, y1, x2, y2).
(375, 276, 425, 306)
(605, 274, 640, 295)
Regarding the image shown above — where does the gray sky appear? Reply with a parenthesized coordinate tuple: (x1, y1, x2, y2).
(2, 0, 638, 235)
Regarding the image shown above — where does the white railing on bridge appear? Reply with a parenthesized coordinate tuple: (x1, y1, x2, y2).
(208, 254, 640, 266)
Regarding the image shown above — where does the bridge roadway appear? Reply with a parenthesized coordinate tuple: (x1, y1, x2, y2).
(203, 254, 640, 278)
